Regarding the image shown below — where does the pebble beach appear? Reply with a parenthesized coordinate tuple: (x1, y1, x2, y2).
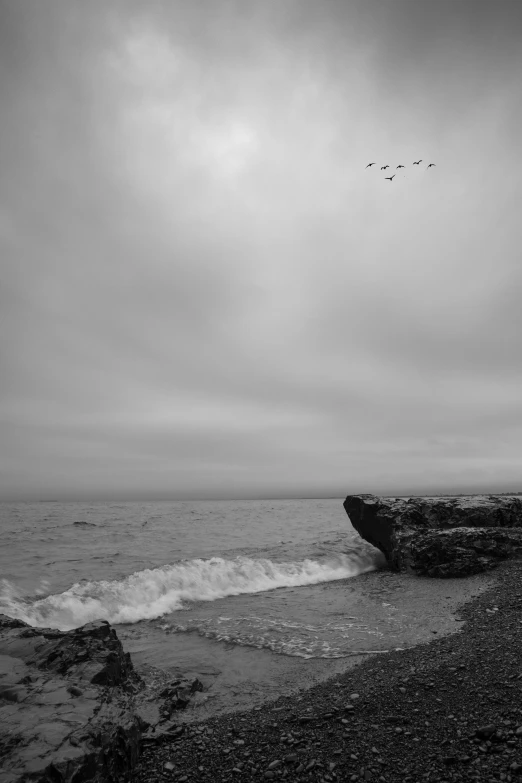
(133, 558, 522, 783)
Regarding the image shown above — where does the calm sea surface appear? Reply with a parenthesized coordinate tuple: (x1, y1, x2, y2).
(0, 498, 488, 718)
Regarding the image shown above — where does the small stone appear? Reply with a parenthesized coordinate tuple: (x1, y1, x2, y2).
(164, 762, 175, 771)
(350, 693, 360, 700)
(268, 760, 281, 770)
(443, 756, 458, 765)
(476, 724, 497, 739)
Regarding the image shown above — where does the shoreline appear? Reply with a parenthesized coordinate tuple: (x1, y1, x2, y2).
(133, 558, 522, 782)
(123, 564, 495, 725)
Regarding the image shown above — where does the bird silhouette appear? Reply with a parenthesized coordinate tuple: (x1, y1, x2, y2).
(384, 175, 395, 181)
(396, 165, 405, 169)
(427, 163, 436, 168)
(365, 162, 376, 168)
(381, 165, 389, 170)
(413, 160, 422, 165)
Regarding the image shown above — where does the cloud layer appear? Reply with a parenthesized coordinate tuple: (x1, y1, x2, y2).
(1, 0, 522, 499)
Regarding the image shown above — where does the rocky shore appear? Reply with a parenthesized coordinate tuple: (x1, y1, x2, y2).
(2, 546, 521, 782)
(0, 616, 202, 782)
(133, 557, 522, 783)
(344, 495, 522, 577)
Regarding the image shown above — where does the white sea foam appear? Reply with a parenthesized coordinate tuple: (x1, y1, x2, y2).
(164, 614, 385, 659)
(0, 553, 377, 631)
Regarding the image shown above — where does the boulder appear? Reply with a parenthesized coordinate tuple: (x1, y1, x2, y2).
(0, 616, 144, 783)
(0, 615, 208, 782)
(343, 494, 522, 577)
(159, 677, 204, 717)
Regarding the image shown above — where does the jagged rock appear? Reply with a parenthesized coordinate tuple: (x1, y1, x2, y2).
(0, 614, 211, 781)
(0, 615, 143, 783)
(343, 494, 522, 577)
(28, 619, 136, 686)
(159, 677, 204, 717)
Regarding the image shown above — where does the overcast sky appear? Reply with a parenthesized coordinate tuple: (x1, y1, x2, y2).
(1, 0, 521, 501)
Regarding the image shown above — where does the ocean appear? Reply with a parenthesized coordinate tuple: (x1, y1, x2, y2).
(0, 498, 489, 720)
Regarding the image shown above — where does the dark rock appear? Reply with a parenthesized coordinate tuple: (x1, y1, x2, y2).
(159, 676, 204, 714)
(476, 724, 497, 739)
(0, 616, 143, 783)
(442, 755, 459, 765)
(0, 615, 28, 630)
(344, 494, 522, 577)
(27, 619, 136, 686)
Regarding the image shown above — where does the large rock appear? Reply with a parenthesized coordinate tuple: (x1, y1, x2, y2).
(343, 494, 522, 577)
(0, 615, 208, 783)
(0, 616, 143, 783)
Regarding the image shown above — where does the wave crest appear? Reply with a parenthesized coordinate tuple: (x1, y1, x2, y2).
(0, 552, 377, 631)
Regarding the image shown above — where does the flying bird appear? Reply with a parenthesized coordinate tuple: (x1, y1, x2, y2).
(413, 160, 422, 165)
(427, 163, 436, 168)
(384, 175, 395, 181)
(365, 162, 376, 168)
(397, 165, 405, 168)
(381, 165, 389, 170)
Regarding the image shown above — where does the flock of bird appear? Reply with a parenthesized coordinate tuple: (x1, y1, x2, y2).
(366, 160, 436, 181)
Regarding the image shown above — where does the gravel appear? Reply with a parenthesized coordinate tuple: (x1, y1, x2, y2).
(132, 558, 522, 783)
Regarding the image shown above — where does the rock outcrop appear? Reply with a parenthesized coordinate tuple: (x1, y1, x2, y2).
(0, 616, 204, 783)
(0, 616, 143, 783)
(344, 494, 522, 577)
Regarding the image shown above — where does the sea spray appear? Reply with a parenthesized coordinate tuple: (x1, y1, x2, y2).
(0, 552, 377, 631)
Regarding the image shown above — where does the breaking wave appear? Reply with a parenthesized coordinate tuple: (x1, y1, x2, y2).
(0, 553, 377, 631)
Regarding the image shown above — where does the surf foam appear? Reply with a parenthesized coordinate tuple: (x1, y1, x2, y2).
(0, 553, 377, 631)
(163, 614, 386, 659)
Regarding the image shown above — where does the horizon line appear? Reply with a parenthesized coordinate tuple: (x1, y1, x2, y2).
(2, 489, 521, 503)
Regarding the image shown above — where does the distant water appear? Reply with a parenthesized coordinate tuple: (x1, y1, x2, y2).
(0, 498, 489, 717)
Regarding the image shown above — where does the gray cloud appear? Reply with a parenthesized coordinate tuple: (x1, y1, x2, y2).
(1, 0, 522, 499)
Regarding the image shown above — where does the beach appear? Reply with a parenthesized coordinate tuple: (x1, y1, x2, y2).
(0, 498, 500, 722)
(132, 558, 522, 783)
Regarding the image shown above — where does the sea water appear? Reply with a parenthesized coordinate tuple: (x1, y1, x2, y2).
(0, 498, 489, 718)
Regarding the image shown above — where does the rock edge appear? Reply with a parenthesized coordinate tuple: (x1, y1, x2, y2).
(0, 616, 202, 783)
(344, 494, 522, 577)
